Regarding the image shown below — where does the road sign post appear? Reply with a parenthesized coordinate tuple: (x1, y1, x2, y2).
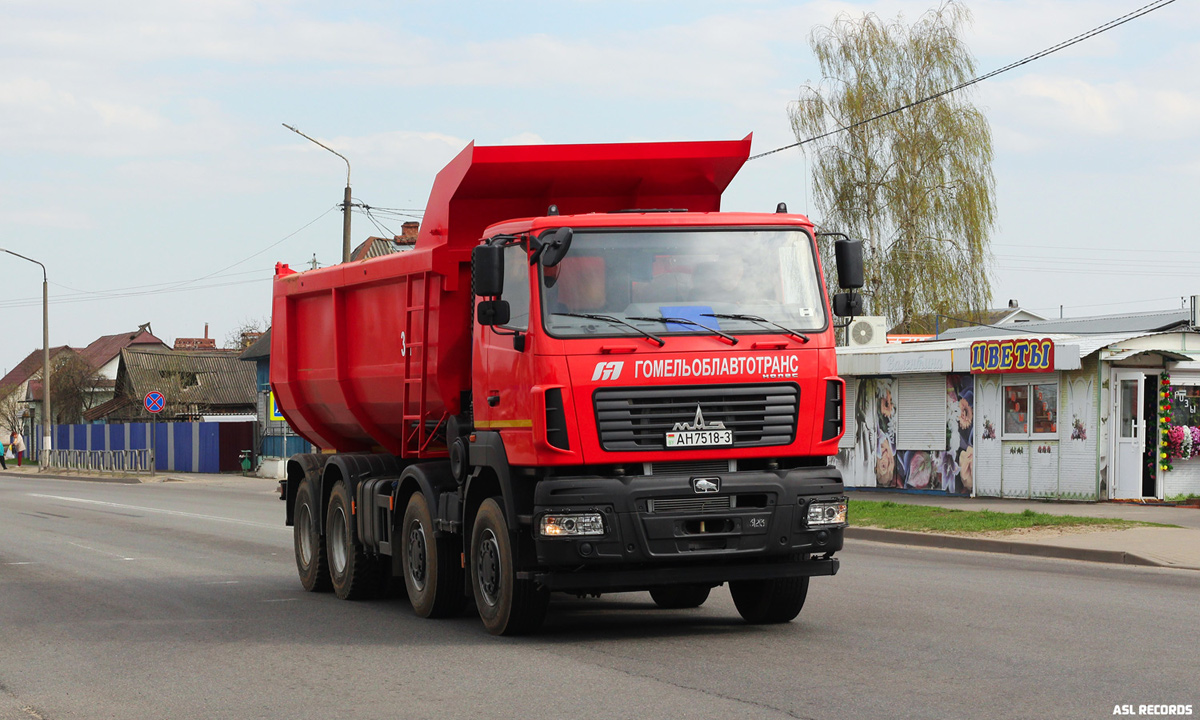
(145, 391, 164, 475)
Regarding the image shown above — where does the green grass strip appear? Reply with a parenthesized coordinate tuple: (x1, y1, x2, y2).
(849, 500, 1171, 534)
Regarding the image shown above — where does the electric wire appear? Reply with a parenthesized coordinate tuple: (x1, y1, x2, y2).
(0, 205, 338, 309)
(748, 0, 1178, 161)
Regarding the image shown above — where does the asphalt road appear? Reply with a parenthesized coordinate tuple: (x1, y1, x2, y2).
(1, 475, 1196, 720)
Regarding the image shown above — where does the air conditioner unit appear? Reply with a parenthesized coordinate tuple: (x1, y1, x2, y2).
(847, 316, 888, 347)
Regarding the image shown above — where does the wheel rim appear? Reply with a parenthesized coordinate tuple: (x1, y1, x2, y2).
(476, 529, 501, 608)
(407, 519, 428, 591)
(329, 505, 348, 575)
(297, 502, 313, 567)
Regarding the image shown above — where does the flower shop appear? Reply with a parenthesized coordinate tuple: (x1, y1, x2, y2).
(835, 329, 1200, 501)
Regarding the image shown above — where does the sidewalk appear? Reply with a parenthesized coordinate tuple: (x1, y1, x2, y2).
(0, 464, 260, 484)
(846, 488, 1200, 571)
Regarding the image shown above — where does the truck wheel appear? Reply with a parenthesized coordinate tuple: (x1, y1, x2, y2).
(294, 482, 331, 592)
(401, 492, 465, 618)
(470, 497, 549, 636)
(730, 576, 809, 624)
(326, 481, 382, 600)
(649, 584, 711, 609)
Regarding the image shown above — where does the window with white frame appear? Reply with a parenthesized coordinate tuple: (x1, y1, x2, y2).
(1002, 376, 1058, 438)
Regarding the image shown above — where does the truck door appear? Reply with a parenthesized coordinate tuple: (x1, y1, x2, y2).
(475, 242, 537, 460)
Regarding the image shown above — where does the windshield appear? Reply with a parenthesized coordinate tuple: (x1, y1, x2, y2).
(540, 228, 826, 338)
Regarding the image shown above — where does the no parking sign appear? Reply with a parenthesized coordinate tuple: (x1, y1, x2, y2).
(144, 391, 165, 414)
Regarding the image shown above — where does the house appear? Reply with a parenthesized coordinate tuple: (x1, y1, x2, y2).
(76, 324, 168, 407)
(84, 347, 256, 423)
(349, 221, 420, 261)
(238, 328, 312, 478)
(890, 302, 1048, 335)
(0, 345, 73, 440)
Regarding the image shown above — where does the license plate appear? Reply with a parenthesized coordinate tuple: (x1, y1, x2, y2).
(665, 429, 733, 448)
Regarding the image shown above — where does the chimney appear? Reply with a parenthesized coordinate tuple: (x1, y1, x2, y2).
(399, 221, 419, 245)
(204, 323, 209, 339)
(1008, 299, 1018, 309)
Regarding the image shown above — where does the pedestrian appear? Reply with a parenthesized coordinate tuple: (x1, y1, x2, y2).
(0, 438, 7, 470)
(11, 430, 25, 467)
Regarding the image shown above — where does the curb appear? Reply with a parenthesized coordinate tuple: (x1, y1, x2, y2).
(0, 470, 141, 484)
(845, 526, 1168, 568)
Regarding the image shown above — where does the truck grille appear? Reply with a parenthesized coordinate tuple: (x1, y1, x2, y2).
(646, 496, 733, 514)
(594, 384, 799, 452)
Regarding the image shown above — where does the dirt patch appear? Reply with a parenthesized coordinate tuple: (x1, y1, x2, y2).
(974, 524, 1129, 539)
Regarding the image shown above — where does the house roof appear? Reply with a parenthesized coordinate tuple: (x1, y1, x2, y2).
(890, 307, 1048, 335)
(351, 236, 406, 261)
(935, 309, 1190, 340)
(0, 346, 74, 394)
(117, 347, 256, 408)
(238, 327, 272, 361)
(79, 328, 167, 370)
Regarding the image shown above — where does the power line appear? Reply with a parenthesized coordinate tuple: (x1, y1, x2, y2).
(748, 0, 1178, 161)
(1, 206, 338, 309)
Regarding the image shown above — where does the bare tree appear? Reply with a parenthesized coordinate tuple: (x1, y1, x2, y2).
(49, 352, 104, 424)
(790, 1, 995, 332)
(224, 317, 269, 351)
(0, 386, 27, 437)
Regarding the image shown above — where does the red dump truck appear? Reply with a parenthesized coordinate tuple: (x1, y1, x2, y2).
(272, 135, 864, 635)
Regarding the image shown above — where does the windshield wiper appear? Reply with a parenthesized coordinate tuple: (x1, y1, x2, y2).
(626, 316, 738, 345)
(702, 313, 810, 344)
(552, 313, 665, 347)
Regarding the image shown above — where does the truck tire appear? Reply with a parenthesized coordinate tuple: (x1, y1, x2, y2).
(470, 497, 549, 636)
(401, 492, 465, 618)
(326, 481, 383, 600)
(294, 482, 331, 592)
(730, 576, 809, 624)
(649, 584, 711, 609)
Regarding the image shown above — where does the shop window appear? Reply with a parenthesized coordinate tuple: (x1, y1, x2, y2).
(1031, 383, 1058, 434)
(1003, 378, 1058, 438)
(1170, 385, 1200, 427)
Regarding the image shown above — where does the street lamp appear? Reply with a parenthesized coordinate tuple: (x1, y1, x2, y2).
(282, 123, 353, 264)
(0, 248, 51, 462)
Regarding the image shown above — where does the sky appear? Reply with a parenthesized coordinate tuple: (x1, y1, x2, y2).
(1, 0, 1198, 375)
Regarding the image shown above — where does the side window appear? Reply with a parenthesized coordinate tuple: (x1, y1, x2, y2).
(502, 244, 530, 330)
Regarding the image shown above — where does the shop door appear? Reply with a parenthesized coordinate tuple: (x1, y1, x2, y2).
(1114, 371, 1146, 499)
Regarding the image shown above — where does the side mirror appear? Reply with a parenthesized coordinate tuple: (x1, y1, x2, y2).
(472, 244, 504, 296)
(538, 227, 574, 267)
(833, 292, 863, 318)
(476, 300, 511, 326)
(834, 238, 864, 289)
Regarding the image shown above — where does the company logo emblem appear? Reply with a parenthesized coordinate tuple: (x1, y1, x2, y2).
(692, 477, 720, 494)
(591, 361, 624, 381)
(672, 405, 726, 432)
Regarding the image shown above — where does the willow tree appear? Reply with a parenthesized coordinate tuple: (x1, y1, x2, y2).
(790, 1, 995, 332)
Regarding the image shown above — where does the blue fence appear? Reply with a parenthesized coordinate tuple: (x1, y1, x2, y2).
(27, 422, 251, 473)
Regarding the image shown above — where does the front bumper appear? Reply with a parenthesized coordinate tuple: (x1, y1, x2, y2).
(530, 466, 845, 593)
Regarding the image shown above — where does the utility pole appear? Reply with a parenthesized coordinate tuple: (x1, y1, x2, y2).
(0, 249, 51, 462)
(282, 124, 353, 263)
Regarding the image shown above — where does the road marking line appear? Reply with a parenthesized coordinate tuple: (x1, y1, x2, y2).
(4, 562, 35, 565)
(28, 494, 287, 532)
(65, 541, 145, 561)
(201, 580, 240, 585)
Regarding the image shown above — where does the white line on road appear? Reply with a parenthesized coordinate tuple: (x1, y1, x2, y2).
(28, 494, 288, 532)
(4, 562, 35, 565)
(66, 540, 145, 561)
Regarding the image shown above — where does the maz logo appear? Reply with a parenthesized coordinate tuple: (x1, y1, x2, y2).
(591, 361, 624, 381)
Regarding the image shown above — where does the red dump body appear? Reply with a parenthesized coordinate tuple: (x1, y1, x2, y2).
(271, 136, 754, 456)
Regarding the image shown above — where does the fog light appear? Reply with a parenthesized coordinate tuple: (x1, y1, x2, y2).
(540, 513, 605, 537)
(807, 500, 847, 526)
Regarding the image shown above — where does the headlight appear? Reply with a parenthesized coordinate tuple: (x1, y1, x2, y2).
(540, 513, 605, 537)
(807, 500, 847, 526)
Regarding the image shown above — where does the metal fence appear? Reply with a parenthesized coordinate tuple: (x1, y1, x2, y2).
(43, 449, 153, 474)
